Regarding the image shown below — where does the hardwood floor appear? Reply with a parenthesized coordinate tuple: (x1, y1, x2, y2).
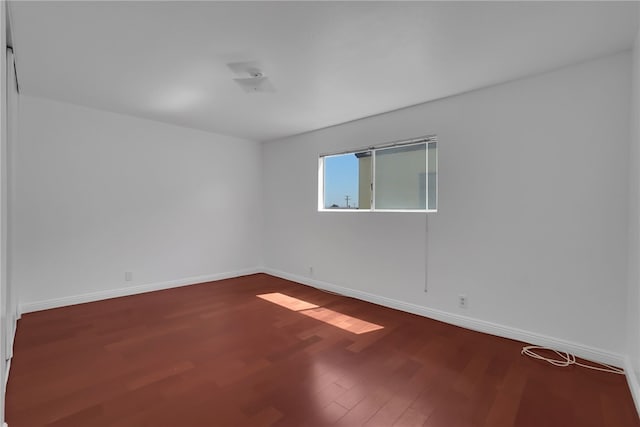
(6, 273, 639, 426)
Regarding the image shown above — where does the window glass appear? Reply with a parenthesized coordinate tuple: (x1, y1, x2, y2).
(428, 142, 437, 210)
(375, 144, 427, 210)
(323, 152, 371, 209)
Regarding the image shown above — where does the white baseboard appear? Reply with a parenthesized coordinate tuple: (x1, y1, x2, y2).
(6, 312, 16, 360)
(2, 320, 14, 427)
(4, 357, 10, 392)
(19, 267, 262, 314)
(4, 356, 11, 427)
(263, 268, 624, 367)
(625, 356, 640, 415)
(15, 266, 625, 368)
(7, 267, 635, 421)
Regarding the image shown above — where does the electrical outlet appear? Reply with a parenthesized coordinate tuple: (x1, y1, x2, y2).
(125, 272, 133, 282)
(458, 294, 468, 308)
(309, 266, 314, 275)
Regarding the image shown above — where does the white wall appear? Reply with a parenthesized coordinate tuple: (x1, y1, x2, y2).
(14, 95, 262, 308)
(3, 49, 17, 415)
(263, 52, 631, 357)
(5, 49, 17, 361)
(0, 0, 6, 423)
(627, 7, 640, 400)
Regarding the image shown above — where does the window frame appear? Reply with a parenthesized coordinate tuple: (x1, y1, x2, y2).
(318, 135, 438, 213)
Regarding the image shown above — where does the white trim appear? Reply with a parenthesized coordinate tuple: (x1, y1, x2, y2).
(317, 156, 324, 211)
(319, 134, 437, 158)
(14, 266, 626, 368)
(625, 356, 640, 415)
(6, 311, 16, 360)
(318, 208, 437, 213)
(8, 266, 634, 418)
(262, 267, 624, 367)
(19, 267, 262, 314)
(4, 358, 9, 391)
(371, 147, 376, 209)
(3, 313, 17, 426)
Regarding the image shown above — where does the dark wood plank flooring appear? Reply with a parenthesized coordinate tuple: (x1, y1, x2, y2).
(6, 273, 639, 426)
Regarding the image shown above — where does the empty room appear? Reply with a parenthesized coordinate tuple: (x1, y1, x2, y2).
(2, 0, 640, 426)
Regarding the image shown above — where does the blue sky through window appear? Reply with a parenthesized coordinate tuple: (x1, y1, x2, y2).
(324, 154, 358, 208)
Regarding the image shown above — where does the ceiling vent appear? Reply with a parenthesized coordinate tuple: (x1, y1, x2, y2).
(228, 61, 275, 93)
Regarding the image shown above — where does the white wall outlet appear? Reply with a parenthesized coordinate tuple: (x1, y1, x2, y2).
(125, 271, 133, 282)
(458, 294, 468, 308)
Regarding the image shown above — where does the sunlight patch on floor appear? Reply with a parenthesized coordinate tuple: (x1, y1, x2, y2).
(257, 292, 383, 334)
(301, 307, 384, 334)
(257, 292, 319, 311)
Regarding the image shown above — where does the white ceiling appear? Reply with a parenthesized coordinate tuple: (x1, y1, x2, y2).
(9, 1, 639, 142)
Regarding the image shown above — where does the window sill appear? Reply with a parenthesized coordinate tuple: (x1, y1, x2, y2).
(317, 209, 437, 213)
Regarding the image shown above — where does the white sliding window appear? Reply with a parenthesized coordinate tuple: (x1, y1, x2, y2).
(318, 136, 437, 212)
